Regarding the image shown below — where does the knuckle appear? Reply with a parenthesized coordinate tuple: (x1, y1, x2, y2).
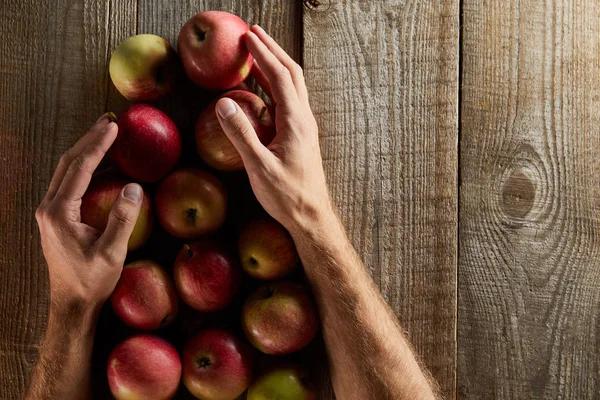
(58, 150, 71, 167)
(35, 205, 45, 222)
(293, 62, 303, 75)
(69, 154, 90, 174)
(112, 206, 134, 226)
(275, 64, 292, 81)
(231, 118, 254, 139)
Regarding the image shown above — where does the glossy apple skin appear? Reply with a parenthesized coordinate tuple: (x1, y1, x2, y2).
(110, 260, 179, 330)
(196, 90, 275, 171)
(183, 328, 253, 400)
(107, 334, 181, 400)
(242, 282, 319, 355)
(174, 241, 241, 312)
(155, 168, 227, 239)
(177, 11, 253, 91)
(238, 219, 299, 280)
(109, 34, 178, 102)
(247, 364, 317, 400)
(111, 104, 182, 183)
(81, 178, 153, 251)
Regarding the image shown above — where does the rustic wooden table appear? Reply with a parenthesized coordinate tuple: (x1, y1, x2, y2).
(1, 0, 599, 399)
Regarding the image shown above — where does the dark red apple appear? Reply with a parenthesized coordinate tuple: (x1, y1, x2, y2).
(110, 260, 179, 330)
(111, 104, 182, 183)
(196, 90, 275, 171)
(247, 364, 317, 400)
(242, 282, 319, 355)
(81, 177, 153, 251)
(155, 168, 227, 239)
(238, 218, 299, 280)
(107, 334, 181, 400)
(174, 241, 241, 312)
(183, 328, 253, 400)
(177, 11, 253, 91)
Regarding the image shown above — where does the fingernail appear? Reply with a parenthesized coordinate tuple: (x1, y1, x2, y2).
(216, 98, 237, 119)
(96, 113, 109, 123)
(253, 25, 264, 33)
(101, 121, 116, 134)
(122, 184, 142, 203)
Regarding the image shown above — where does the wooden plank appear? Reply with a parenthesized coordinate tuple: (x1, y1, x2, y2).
(0, 1, 135, 399)
(458, 0, 600, 398)
(303, 1, 459, 398)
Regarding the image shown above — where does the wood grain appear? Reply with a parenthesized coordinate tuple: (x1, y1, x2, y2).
(303, 1, 459, 398)
(458, 0, 600, 398)
(0, 1, 135, 398)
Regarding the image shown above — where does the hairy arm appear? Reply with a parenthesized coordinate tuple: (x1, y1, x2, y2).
(217, 25, 439, 400)
(27, 303, 97, 400)
(26, 115, 143, 399)
(291, 210, 438, 399)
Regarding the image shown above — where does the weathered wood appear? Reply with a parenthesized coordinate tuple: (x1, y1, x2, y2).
(303, 1, 459, 398)
(0, 1, 135, 399)
(458, 0, 600, 398)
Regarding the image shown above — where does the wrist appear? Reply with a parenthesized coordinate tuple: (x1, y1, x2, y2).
(287, 199, 343, 241)
(49, 293, 100, 335)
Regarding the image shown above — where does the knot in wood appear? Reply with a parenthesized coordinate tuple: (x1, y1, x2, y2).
(501, 169, 536, 219)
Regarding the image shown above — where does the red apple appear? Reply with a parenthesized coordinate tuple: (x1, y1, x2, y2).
(155, 168, 227, 239)
(177, 11, 253, 91)
(81, 177, 153, 251)
(183, 328, 253, 400)
(107, 334, 181, 400)
(109, 34, 179, 102)
(110, 104, 182, 183)
(247, 364, 317, 400)
(174, 241, 241, 312)
(196, 90, 275, 171)
(238, 218, 299, 280)
(110, 260, 179, 330)
(242, 282, 319, 355)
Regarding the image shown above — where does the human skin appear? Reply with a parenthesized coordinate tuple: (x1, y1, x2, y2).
(213, 26, 440, 400)
(27, 26, 439, 400)
(26, 115, 143, 400)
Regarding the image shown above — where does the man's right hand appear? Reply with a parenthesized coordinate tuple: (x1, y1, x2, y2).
(215, 25, 332, 235)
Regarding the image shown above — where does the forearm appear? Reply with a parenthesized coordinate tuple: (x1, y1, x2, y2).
(26, 301, 97, 400)
(290, 208, 438, 400)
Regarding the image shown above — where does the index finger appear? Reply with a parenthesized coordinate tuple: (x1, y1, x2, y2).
(43, 113, 114, 205)
(250, 26, 309, 102)
(244, 31, 298, 107)
(54, 122, 118, 204)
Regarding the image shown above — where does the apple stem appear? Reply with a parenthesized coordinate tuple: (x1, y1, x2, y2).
(258, 106, 267, 120)
(183, 244, 193, 259)
(107, 111, 118, 122)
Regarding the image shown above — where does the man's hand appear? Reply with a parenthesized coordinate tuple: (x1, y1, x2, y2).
(216, 25, 332, 234)
(36, 114, 142, 315)
(216, 26, 439, 400)
(27, 114, 142, 400)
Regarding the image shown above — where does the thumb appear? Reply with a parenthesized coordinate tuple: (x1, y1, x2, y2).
(216, 98, 270, 165)
(98, 183, 143, 258)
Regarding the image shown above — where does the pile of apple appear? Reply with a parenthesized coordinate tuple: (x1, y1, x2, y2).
(89, 11, 318, 400)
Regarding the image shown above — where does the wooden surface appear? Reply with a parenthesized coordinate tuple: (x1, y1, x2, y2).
(303, 1, 459, 398)
(0, 0, 134, 397)
(458, 0, 600, 398)
(1, 0, 599, 399)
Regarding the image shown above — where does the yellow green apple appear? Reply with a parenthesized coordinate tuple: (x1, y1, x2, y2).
(247, 364, 317, 400)
(109, 34, 178, 102)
